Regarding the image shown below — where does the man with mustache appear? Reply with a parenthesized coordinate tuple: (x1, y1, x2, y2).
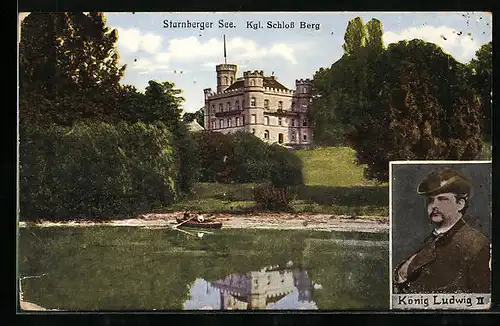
(393, 168, 490, 294)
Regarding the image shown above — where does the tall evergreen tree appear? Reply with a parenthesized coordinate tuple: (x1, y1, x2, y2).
(342, 17, 366, 55)
(347, 40, 483, 181)
(468, 41, 492, 141)
(365, 19, 385, 52)
(19, 12, 126, 125)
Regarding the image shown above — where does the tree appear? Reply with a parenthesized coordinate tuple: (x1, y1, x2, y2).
(183, 107, 205, 127)
(142, 81, 198, 194)
(342, 17, 366, 55)
(311, 17, 385, 146)
(468, 42, 492, 141)
(365, 19, 385, 52)
(19, 12, 126, 125)
(347, 40, 483, 181)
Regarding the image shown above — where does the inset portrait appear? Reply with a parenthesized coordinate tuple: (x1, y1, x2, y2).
(390, 161, 491, 310)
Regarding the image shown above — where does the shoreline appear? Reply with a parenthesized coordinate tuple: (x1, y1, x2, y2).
(18, 212, 389, 233)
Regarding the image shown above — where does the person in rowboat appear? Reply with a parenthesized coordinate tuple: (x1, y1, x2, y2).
(183, 211, 205, 223)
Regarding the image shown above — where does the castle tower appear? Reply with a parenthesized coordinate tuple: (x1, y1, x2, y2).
(243, 70, 265, 134)
(295, 79, 313, 97)
(203, 88, 213, 129)
(216, 64, 237, 93)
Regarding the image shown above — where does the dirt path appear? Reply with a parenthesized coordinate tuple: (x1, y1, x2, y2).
(19, 212, 389, 233)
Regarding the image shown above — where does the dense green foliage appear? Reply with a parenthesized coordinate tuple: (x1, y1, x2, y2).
(19, 12, 125, 125)
(19, 13, 197, 214)
(194, 131, 303, 189)
(19, 121, 179, 221)
(468, 41, 492, 141)
(312, 17, 485, 181)
(252, 184, 289, 211)
(183, 108, 205, 128)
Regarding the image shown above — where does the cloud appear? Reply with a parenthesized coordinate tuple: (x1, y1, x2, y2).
(383, 25, 481, 62)
(115, 27, 163, 54)
(154, 36, 300, 65)
(130, 58, 169, 75)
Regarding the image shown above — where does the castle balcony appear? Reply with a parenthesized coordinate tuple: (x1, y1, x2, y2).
(214, 109, 244, 117)
(263, 109, 299, 117)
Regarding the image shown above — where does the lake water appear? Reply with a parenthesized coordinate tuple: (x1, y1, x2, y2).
(18, 226, 389, 310)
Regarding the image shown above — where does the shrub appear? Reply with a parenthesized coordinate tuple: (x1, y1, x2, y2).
(252, 184, 289, 211)
(19, 120, 179, 221)
(193, 131, 235, 183)
(268, 144, 304, 190)
(194, 131, 304, 189)
(231, 131, 272, 183)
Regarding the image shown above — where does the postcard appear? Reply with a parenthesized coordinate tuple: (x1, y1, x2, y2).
(17, 11, 492, 311)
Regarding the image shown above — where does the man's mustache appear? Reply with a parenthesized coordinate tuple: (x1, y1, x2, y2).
(430, 210, 443, 217)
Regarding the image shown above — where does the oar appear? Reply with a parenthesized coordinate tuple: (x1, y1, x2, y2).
(172, 214, 197, 229)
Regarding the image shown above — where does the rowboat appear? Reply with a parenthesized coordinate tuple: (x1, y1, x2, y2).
(176, 217, 223, 229)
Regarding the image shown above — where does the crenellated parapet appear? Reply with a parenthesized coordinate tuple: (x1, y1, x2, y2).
(263, 87, 294, 96)
(216, 64, 238, 72)
(243, 70, 265, 78)
(206, 87, 245, 99)
(295, 78, 313, 86)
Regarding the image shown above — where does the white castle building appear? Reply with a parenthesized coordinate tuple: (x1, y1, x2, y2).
(203, 63, 313, 148)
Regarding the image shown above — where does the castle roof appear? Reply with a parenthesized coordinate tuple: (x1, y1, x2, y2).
(224, 80, 244, 91)
(264, 77, 289, 91)
(224, 76, 290, 92)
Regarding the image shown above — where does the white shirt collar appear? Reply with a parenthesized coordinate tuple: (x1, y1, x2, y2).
(433, 217, 462, 235)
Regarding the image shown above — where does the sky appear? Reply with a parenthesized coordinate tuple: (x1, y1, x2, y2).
(101, 12, 492, 113)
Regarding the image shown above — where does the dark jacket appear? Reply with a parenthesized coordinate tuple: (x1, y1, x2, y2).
(394, 218, 490, 294)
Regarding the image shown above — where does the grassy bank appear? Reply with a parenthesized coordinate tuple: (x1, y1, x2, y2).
(295, 146, 384, 187)
(161, 147, 388, 216)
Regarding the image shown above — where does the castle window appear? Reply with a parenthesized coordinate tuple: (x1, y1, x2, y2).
(303, 119, 308, 127)
(264, 130, 269, 140)
(251, 114, 256, 124)
(278, 101, 283, 110)
(291, 132, 296, 140)
(278, 133, 284, 144)
(264, 116, 269, 125)
(236, 100, 240, 110)
(212, 121, 216, 129)
(252, 128, 255, 135)
(303, 134, 307, 141)
(251, 79, 255, 86)
(227, 102, 231, 111)
(228, 118, 232, 127)
(278, 117, 282, 126)
(264, 99, 269, 109)
(301, 104, 307, 112)
(292, 119, 295, 127)
(219, 103, 223, 113)
(242, 115, 245, 125)
(236, 117, 240, 126)
(250, 97, 256, 107)
(230, 77, 234, 84)
(223, 76, 228, 84)
(219, 119, 224, 129)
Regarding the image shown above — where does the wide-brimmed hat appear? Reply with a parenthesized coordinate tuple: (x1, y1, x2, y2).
(417, 167, 473, 198)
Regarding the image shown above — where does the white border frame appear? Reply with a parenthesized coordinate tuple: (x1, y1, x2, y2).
(389, 160, 492, 309)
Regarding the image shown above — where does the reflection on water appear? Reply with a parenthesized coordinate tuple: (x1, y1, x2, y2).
(19, 227, 388, 310)
(184, 263, 318, 310)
